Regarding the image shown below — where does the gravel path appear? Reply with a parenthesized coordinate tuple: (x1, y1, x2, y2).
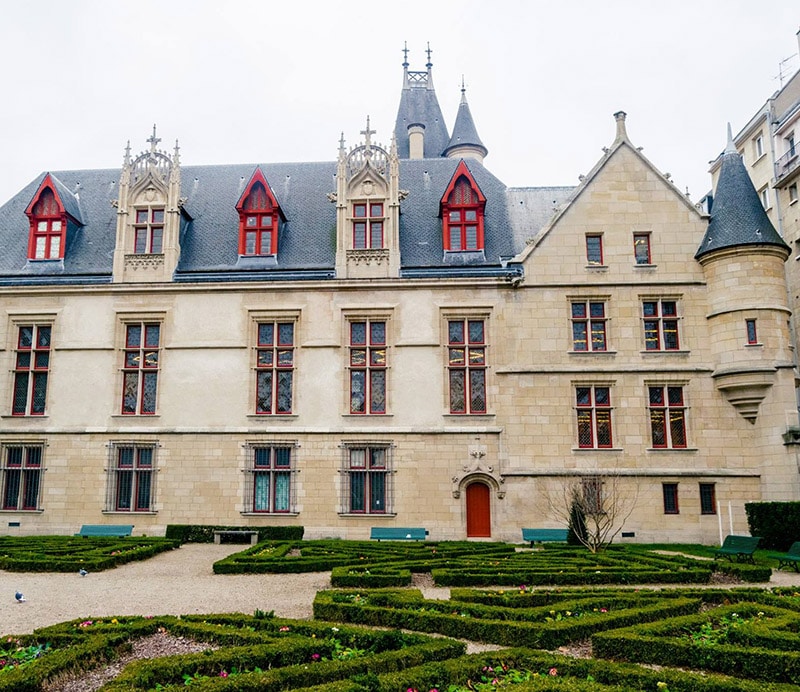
(1, 544, 798, 636)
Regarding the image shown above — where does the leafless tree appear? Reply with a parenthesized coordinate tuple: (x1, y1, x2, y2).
(541, 472, 638, 554)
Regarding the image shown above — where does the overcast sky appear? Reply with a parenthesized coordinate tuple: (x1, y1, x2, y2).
(1, 1, 798, 206)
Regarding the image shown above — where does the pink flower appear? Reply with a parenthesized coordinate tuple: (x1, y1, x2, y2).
(219, 671, 228, 677)
(279, 626, 290, 632)
(311, 653, 321, 661)
(600, 608, 608, 613)
(549, 667, 558, 676)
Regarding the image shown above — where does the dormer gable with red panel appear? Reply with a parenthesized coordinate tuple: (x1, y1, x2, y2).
(235, 168, 286, 258)
(24, 174, 81, 261)
(439, 160, 486, 253)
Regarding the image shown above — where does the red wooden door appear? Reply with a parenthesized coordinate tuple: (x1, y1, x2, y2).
(465, 482, 491, 537)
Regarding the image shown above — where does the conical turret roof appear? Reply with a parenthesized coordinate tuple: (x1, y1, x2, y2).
(393, 49, 450, 159)
(696, 126, 789, 259)
(443, 84, 487, 158)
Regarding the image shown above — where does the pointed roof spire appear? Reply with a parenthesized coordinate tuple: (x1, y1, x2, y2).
(695, 126, 789, 259)
(443, 79, 488, 161)
(393, 44, 450, 158)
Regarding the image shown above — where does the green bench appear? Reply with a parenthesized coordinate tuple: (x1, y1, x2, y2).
(522, 528, 569, 547)
(75, 524, 134, 538)
(713, 534, 761, 563)
(777, 541, 800, 572)
(370, 527, 428, 541)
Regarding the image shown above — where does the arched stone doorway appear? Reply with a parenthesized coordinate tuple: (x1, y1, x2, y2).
(465, 482, 491, 537)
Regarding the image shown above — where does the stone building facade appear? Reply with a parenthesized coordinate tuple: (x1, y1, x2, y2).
(0, 54, 797, 544)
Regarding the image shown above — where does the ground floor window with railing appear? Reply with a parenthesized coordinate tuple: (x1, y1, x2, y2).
(1, 443, 44, 511)
(339, 442, 393, 514)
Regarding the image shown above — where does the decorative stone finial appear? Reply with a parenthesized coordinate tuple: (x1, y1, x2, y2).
(123, 140, 131, 166)
(360, 116, 375, 150)
(426, 42, 432, 69)
(724, 122, 737, 155)
(147, 124, 161, 153)
(402, 41, 409, 68)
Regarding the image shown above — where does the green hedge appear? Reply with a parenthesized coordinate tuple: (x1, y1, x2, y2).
(164, 524, 304, 543)
(313, 588, 700, 650)
(745, 502, 800, 550)
(330, 565, 412, 588)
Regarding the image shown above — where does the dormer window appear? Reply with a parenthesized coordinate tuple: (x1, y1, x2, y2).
(133, 208, 164, 254)
(440, 161, 485, 252)
(353, 202, 384, 249)
(236, 170, 282, 257)
(25, 180, 72, 261)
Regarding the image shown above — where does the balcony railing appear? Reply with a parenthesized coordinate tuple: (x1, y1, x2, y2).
(775, 146, 799, 183)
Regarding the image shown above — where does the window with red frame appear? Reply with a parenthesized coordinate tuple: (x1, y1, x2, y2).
(28, 188, 65, 260)
(699, 483, 716, 515)
(250, 446, 293, 513)
(352, 203, 384, 249)
(344, 446, 389, 514)
(448, 319, 487, 414)
(576, 385, 612, 448)
(746, 319, 758, 345)
(571, 301, 607, 351)
(12, 325, 50, 416)
(133, 208, 164, 254)
(649, 386, 687, 448)
(643, 300, 680, 350)
(662, 483, 679, 514)
(121, 323, 160, 415)
(633, 233, 652, 264)
(255, 322, 294, 415)
(349, 321, 386, 414)
(240, 182, 278, 255)
(1, 445, 43, 511)
(108, 445, 154, 512)
(443, 177, 484, 251)
(585, 235, 603, 265)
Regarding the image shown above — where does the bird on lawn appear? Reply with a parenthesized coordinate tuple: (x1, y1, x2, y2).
(14, 591, 25, 603)
(78, 568, 88, 577)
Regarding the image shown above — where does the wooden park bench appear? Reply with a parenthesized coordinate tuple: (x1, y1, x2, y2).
(777, 541, 800, 572)
(370, 527, 428, 541)
(713, 535, 761, 563)
(75, 524, 134, 538)
(213, 529, 260, 545)
(521, 528, 569, 547)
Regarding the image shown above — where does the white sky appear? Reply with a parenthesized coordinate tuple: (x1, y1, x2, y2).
(1, 1, 798, 206)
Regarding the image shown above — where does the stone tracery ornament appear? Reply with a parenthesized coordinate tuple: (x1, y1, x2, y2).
(451, 453, 505, 499)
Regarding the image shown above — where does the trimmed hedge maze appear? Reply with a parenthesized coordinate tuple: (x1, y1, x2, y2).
(0, 536, 179, 572)
(5, 593, 800, 690)
(214, 540, 771, 585)
(0, 614, 463, 691)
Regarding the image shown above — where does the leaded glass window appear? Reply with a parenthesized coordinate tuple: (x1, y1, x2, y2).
(255, 322, 294, 415)
(349, 320, 386, 414)
(448, 319, 486, 414)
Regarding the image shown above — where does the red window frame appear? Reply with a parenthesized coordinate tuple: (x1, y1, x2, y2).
(746, 319, 758, 345)
(1, 445, 43, 511)
(586, 234, 603, 265)
(571, 301, 607, 351)
(699, 483, 716, 515)
(352, 203, 384, 249)
(113, 446, 153, 512)
(448, 319, 487, 414)
(662, 483, 679, 514)
(633, 233, 652, 265)
(347, 447, 388, 514)
(576, 385, 612, 448)
(236, 170, 282, 256)
(25, 179, 68, 261)
(349, 320, 386, 414)
(121, 323, 160, 415)
(133, 208, 164, 254)
(643, 300, 680, 351)
(255, 322, 294, 415)
(12, 325, 51, 416)
(251, 446, 292, 513)
(441, 161, 486, 252)
(649, 386, 687, 449)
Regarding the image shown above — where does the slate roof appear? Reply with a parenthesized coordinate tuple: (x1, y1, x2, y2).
(695, 144, 789, 259)
(0, 157, 558, 285)
(393, 70, 451, 159)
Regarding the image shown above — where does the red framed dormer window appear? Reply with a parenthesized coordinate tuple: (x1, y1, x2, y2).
(236, 169, 283, 256)
(440, 160, 486, 252)
(352, 203, 384, 249)
(24, 176, 71, 260)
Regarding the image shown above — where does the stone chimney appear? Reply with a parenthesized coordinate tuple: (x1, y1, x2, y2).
(408, 124, 425, 159)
